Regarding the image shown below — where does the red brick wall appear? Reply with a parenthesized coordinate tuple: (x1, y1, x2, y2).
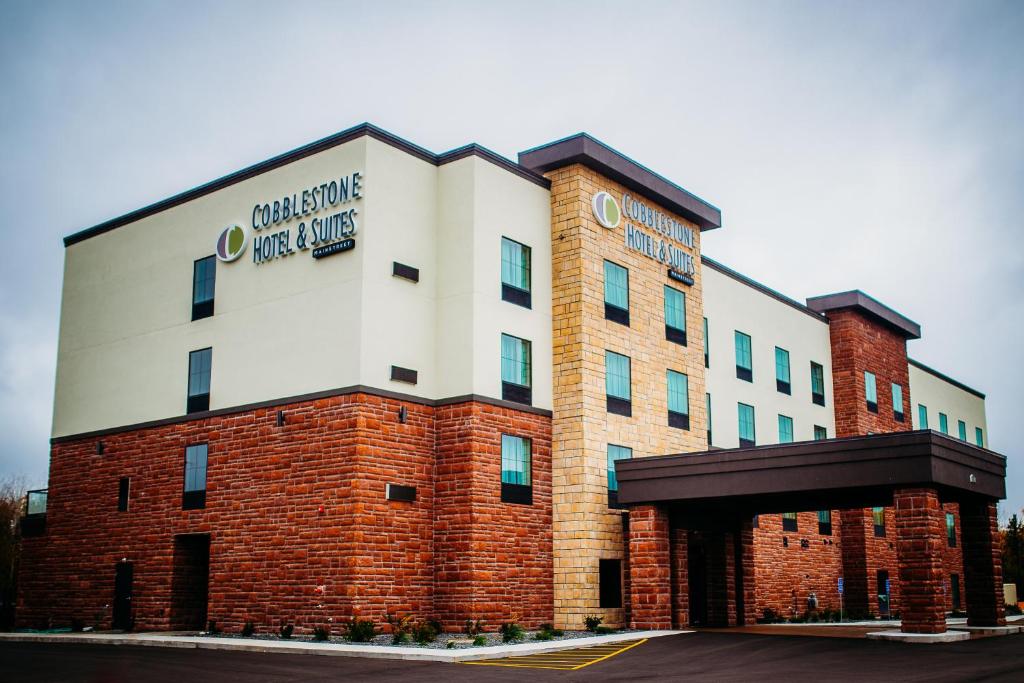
(627, 505, 671, 629)
(753, 512, 844, 618)
(17, 394, 552, 634)
(894, 487, 947, 633)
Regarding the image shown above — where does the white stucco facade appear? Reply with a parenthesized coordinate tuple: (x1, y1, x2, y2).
(909, 360, 988, 446)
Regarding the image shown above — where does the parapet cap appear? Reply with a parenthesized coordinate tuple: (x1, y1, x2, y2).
(518, 133, 722, 231)
(806, 290, 921, 339)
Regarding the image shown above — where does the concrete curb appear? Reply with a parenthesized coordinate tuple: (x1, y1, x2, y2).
(0, 630, 689, 662)
(865, 630, 970, 644)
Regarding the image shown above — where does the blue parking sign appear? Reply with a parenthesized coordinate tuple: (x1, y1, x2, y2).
(838, 577, 844, 594)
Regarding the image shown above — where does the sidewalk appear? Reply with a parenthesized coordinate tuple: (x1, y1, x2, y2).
(0, 629, 689, 663)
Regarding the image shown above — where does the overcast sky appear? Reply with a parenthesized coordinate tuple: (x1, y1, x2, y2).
(1, 1, 1021, 519)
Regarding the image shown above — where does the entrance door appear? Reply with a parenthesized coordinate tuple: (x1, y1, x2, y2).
(876, 570, 890, 617)
(688, 532, 708, 626)
(112, 562, 133, 630)
(170, 534, 210, 630)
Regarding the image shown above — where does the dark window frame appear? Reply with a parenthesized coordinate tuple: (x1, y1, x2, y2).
(117, 477, 130, 512)
(873, 507, 886, 538)
(606, 351, 632, 416)
(500, 334, 532, 406)
(500, 434, 532, 505)
(191, 256, 216, 321)
(782, 513, 798, 532)
(775, 347, 791, 395)
(500, 237, 532, 309)
(603, 260, 630, 326)
(182, 444, 208, 510)
(946, 512, 957, 547)
(817, 510, 832, 535)
(810, 361, 826, 406)
(187, 348, 212, 414)
(664, 285, 687, 346)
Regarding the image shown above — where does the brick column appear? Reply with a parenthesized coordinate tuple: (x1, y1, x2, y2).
(670, 527, 689, 628)
(960, 500, 1006, 627)
(736, 519, 757, 626)
(628, 505, 672, 629)
(705, 531, 734, 627)
(894, 488, 947, 634)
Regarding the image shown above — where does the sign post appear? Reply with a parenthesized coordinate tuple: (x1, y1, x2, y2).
(838, 577, 844, 622)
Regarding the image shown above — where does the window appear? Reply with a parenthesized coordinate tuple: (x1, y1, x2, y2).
(778, 414, 794, 443)
(957, 420, 967, 441)
(187, 348, 212, 413)
(183, 444, 208, 510)
(738, 403, 755, 447)
(818, 510, 832, 535)
(775, 347, 791, 394)
(500, 237, 531, 308)
(976, 427, 984, 447)
(810, 362, 825, 406)
(117, 477, 130, 512)
(604, 260, 629, 325)
(872, 507, 886, 537)
(951, 574, 961, 610)
(735, 331, 752, 382)
(599, 559, 623, 609)
(892, 383, 904, 422)
(500, 334, 532, 405)
(918, 404, 929, 429)
(605, 351, 632, 416)
(191, 256, 216, 321)
(814, 425, 827, 440)
(864, 371, 877, 413)
(939, 413, 948, 434)
(782, 512, 798, 532)
(500, 435, 532, 504)
(664, 286, 687, 345)
(946, 512, 957, 547)
(706, 393, 713, 445)
(667, 370, 690, 430)
(607, 444, 632, 508)
(703, 318, 709, 368)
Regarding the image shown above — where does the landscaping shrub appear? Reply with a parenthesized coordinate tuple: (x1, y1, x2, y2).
(463, 619, 485, 636)
(472, 635, 487, 647)
(583, 615, 603, 632)
(279, 624, 294, 639)
(312, 626, 330, 642)
(499, 621, 525, 643)
(595, 625, 614, 635)
(207, 620, 220, 635)
(386, 612, 414, 645)
(412, 620, 438, 645)
(70, 618, 85, 633)
(241, 621, 255, 637)
(534, 630, 553, 641)
(340, 617, 377, 642)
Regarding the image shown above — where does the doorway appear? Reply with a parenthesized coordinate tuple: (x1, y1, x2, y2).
(688, 532, 708, 626)
(170, 534, 210, 630)
(876, 570, 890, 617)
(112, 561, 133, 630)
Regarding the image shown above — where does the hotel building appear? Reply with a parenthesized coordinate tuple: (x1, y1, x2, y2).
(17, 124, 1006, 636)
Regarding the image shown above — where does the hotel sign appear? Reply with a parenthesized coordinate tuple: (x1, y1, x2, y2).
(216, 170, 364, 265)
(594, 191, 697, 281)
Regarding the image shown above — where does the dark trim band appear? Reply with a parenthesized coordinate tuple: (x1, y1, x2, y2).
(64, 123, 550, 248)
(50, 386, 553, 444)
(909, 358, 986, 399)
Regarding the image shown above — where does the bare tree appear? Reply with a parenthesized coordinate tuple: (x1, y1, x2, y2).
(0, 476, 27, 631)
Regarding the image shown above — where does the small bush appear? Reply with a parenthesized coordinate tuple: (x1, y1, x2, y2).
(279, 624, 294, 639)
(499, 621, 525, 643)
(207, 620, 221, 635)
(583, 615, 603, 632)
(472, 635, 487, 647)
(758, 608, 782, 624)
(312, 626, 330, 642)
(70, 618, 85, 633)
(549, 628, 564, 637)
(595, 625, 614, 635)
(412, 620, 438, 645)
(464, 619, 485, 636)
(241, 621, 255, 637)
(386, 612, 414, 644)
(340, 617, 377, 643)
(446, 640, 456, 649)
(534, 630, 553, 641)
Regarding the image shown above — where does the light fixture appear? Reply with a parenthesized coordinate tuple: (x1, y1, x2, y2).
(398, 406, 407, 424)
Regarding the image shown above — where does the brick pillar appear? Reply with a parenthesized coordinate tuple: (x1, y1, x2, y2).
(960, 500, 1006, 627)
(736, 519, 757, 626)
(705, 531, 733, 627)
(839, 509, 870, 617)
(894, 488, 947, 634)
(670, 527, 689, 628)
(628, 505, 672, 630)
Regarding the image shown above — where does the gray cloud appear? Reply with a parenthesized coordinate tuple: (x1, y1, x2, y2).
(1, 0, 1020, 515)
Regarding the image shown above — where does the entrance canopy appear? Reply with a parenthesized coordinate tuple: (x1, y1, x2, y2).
(616, 430, 1005, 516)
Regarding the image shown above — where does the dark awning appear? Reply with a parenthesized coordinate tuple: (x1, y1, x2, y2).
(616, 430, 1004, 515)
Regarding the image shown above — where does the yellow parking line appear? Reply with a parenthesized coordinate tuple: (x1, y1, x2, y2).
(461, 638, 648, 671)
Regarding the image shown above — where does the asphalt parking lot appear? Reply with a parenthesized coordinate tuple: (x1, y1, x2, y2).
(2, 630, 1023, 682)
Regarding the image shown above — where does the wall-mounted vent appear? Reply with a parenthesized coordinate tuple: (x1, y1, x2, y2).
(390, 366, 418, 385)
(392, 262, 420, 282)
(386, 484, 417, 502)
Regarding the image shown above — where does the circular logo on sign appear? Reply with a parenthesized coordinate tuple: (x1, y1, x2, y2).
(216, 224, 247, 262)
(592, 191, 621, 229)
